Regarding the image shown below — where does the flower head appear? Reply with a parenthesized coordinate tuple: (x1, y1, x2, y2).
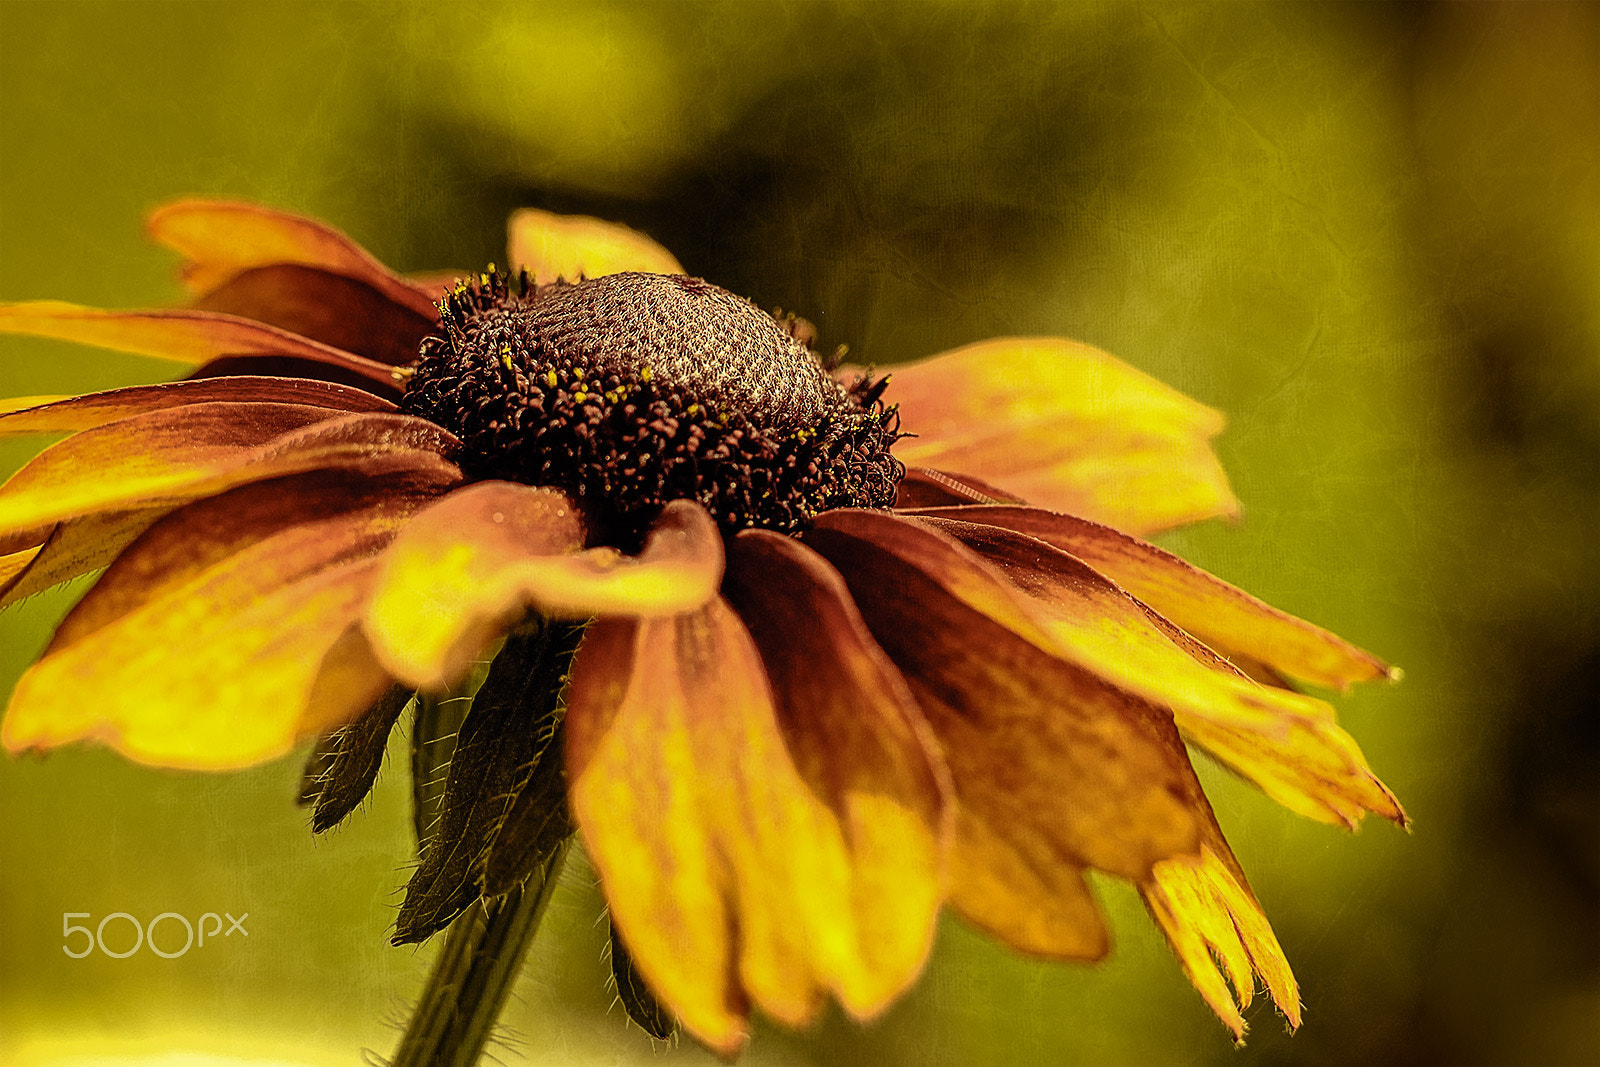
(0, 201, 1404, 1055)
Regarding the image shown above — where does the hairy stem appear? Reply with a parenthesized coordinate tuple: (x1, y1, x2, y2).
(390, 839, 571, 1067)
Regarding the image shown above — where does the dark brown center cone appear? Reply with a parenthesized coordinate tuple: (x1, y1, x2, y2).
(402, 269, 903, 542)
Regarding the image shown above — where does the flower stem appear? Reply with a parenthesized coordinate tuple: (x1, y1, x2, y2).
(391, 838, 571, 1067)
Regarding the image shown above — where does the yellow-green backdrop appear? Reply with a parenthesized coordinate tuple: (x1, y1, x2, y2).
(1, 3, 1595, 1065)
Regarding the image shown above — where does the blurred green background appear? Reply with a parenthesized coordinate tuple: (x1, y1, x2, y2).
(1, 2, 1595, 1064)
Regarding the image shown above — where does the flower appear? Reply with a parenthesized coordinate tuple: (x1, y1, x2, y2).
(0, 200, 1404, 1055)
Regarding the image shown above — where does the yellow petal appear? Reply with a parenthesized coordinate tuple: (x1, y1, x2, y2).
(364, 484, 723, 691)
(0, 461, 447, 613)
(915, 513, 1405, 829)
(0, 508, 166, 609)
(5, 563, 384, 768)
(47, 468, 452, 650)
(0, 407, 461, 541)
(986, 440, 1238, 536)
(506, 208, 684, 284)
(807, 509, 1314, 1032)
(0, 545, 42, 589)
(946, 805, 1109, 961)
(362, 482, 581, 690)
(882, 338, 1238, 534)
(804, 512, 1206, 884)
(725, 530, 950, 1015)
(1, 469, 444, 768)
(567, 596, 940, 1055)
(0, 402, 329, 533)
(0, 303, 394, 383)
(147, 199, 442, 318)
(1142, 825, 1301, 1040)
(0, 376, 394, 439)
(900, 505, 1395, 690)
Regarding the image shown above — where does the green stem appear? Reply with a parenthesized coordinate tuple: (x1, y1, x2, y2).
(391, 839, 571, 1067)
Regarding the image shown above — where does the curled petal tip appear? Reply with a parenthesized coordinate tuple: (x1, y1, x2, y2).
(1379, 781, 1413, 832)
(1347, 769, 1409, 831)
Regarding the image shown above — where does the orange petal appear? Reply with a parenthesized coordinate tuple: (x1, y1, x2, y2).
(185, 354, 403, 401)
(0, 303, 397, 389)
(0, 376, 395, 439)
(364, 485, 722, 691)
(191, 265, 440, 366)
(918, 514, 1405, 829)
(147, 199, 441, 319)
(0, 522, 51, 558)
(567, 597, 937, 1055)
(0, 508, 166, 609)
(724, 530, 950, 1011)
(1142, 815, 1301, 1040)
(900, 505, 1395, 690)
(0, 402, 334, 533)
(0, 407, 461, 541)
(882, 338, 1238, 534)
(1, 469, 445, 768)
(506, 208, 684, 284)
(803, 513, 1205, 887)
(893, 467, 1027, 508)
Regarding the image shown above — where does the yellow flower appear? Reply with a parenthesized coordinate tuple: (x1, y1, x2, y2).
(0, 201, 1403, 1055)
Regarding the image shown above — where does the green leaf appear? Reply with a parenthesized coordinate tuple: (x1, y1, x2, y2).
(394, 624, 579, 944)
(610, 915, 677, 1041)
(481, 722, 573, 897)
(298, 684, 411, 832)
(409, 651, 495, 854)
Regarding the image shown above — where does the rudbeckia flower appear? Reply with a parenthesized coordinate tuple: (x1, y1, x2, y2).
(0, 201, 1404, 1059)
